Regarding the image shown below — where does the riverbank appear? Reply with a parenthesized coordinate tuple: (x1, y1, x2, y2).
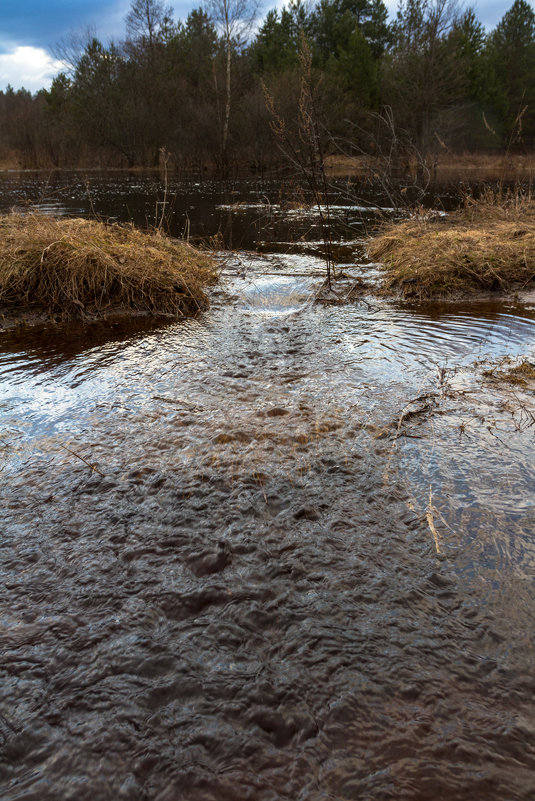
(0, 214, 217, 329)
(369, 191, 535, 299)
(2, 151, 534, 184)
(324, 152, 535, 183)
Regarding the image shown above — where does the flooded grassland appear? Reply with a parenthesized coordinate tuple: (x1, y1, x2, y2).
(1, 173, 535, 800)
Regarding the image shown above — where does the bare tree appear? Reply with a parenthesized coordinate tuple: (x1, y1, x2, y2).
(206, 0, 260, 172)
(125, 0, 173, 50)
(386, 0, 464, 158)
(51, 25, 98, 77)
(264, 38, 335, 286)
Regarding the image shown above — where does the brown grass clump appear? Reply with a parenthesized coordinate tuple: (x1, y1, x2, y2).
(369, 190, 535, 299)
(483, 358, 535, 387)
(0, 213, 217, 320)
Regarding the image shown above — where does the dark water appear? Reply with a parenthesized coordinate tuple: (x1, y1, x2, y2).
(0, 170, 389, 258)
(1, 173, 535, 800)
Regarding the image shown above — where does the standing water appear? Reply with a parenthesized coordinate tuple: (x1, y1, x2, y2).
(1, 173, 535, 800)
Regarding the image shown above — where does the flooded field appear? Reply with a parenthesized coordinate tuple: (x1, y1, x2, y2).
(1, 173, 535, 800)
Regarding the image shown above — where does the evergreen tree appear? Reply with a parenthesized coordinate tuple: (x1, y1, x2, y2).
(450, 8, 485, 102)
(484, 0, 535, 146)
(250, 4, 309, 74)
(310, 0, 389, 64)
(383, 0, 466, 155)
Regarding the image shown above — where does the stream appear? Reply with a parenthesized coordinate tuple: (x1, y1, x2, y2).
(1, 173, 535, 800)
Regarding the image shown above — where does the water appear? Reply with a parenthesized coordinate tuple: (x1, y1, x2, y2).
(1, 173, 535, 800)
(0, 171, 387, 259)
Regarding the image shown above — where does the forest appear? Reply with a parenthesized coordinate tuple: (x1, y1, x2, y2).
(1, 0, 535, 174)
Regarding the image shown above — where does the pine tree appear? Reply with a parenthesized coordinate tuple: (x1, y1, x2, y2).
(484, 0, 535, 146)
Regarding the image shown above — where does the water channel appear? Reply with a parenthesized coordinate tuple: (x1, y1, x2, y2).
(1, 172, 535, 800)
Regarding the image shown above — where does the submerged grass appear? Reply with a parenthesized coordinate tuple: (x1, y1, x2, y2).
(369, 190, 535, 299)
(0, 213, 217, 320)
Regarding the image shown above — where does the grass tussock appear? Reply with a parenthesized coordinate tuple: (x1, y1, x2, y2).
(0, 213, 217, 319)
(483, 358, 535, 387)
(369, 189, 535, 299)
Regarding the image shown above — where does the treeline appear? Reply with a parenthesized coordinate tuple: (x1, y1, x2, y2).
(1, 0, 535, 172)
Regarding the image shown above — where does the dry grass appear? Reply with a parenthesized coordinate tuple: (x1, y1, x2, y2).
(433, 152, 535, 183)
(324, 152, 535, 181)
(369, 189, 535, 298)
(483, 358, 535, 387)
(0, 213, 217, 320)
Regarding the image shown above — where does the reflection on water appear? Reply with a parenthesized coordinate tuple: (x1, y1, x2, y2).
(1, 176, 535, 800)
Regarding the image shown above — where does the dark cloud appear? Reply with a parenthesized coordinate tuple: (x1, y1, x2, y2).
(0, 1, 128, 51)
(0, 1, 212, 54)
(0, 0, 518, 57)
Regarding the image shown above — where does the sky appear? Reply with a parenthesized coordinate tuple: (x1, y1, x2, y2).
(0, 0, 526, 93)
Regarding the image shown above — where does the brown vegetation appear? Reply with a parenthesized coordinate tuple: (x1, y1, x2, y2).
(0, 213, 216, 321)
(482, 357, 535, 387)
(324, 153, 535, 183)
(434, 153, 535, 183)
(369, 190, 535, 298)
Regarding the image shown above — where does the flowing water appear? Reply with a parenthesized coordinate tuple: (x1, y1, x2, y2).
(1, 173, 535, 800)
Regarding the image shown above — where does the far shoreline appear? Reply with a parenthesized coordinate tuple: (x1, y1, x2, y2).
(1, 152, 535, 185)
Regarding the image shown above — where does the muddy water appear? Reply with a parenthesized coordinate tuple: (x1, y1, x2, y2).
(2, 175, 535, 800)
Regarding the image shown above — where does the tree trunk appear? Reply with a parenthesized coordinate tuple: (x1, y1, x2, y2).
(222, 35, 232, 175)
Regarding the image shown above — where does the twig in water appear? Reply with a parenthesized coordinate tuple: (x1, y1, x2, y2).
(156, 147, 171, 233)
(426, 486, 441, 554)
(84, 180, 99, 220)
(153, 395, 199, 409)
(59, 443, 105, 477)
(394, 393, 435, 440)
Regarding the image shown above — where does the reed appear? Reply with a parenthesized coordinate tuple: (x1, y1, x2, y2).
(369, 189, 535, 298)
(0, 213, 217, 320)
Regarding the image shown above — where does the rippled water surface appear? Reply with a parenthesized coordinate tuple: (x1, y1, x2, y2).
(1, 174, 535, 800)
